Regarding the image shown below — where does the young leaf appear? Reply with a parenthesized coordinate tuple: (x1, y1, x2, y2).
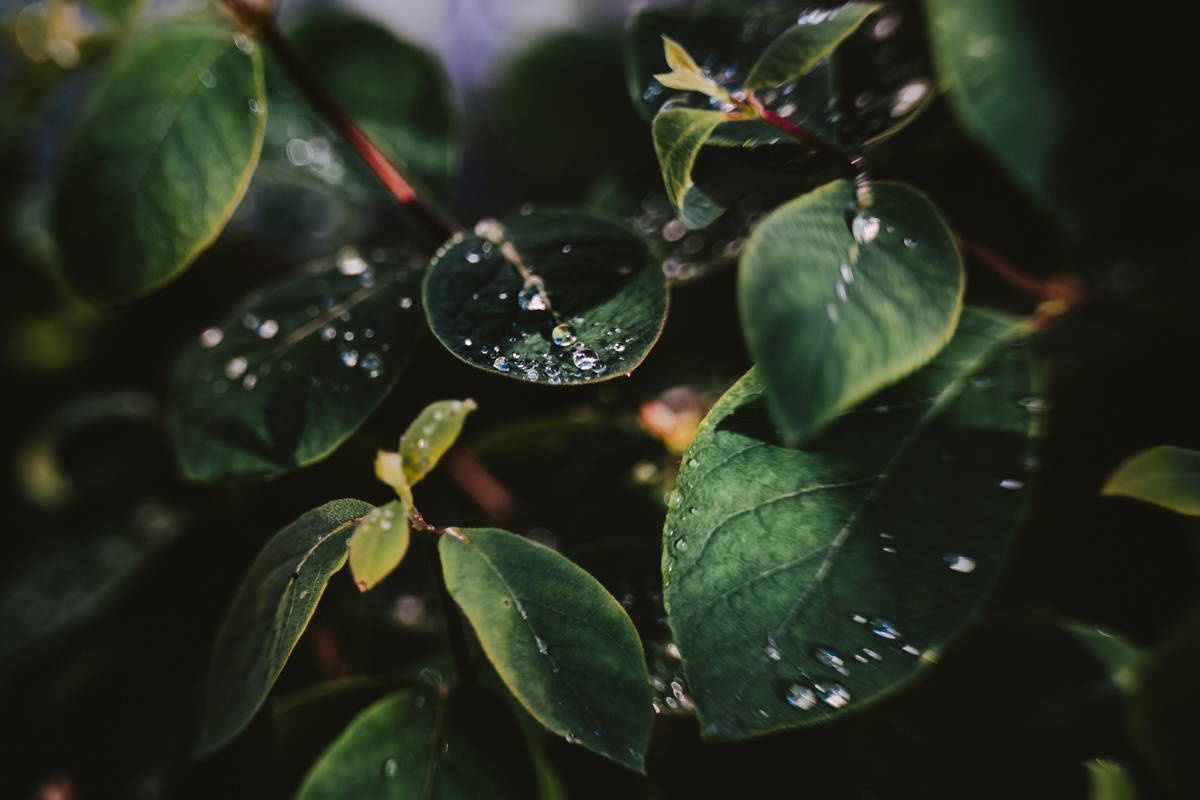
(743, 3, 880, 90)
(349, 499, 412, 592)
(423, 210, 668, 385)
(295, 685, 539, 799)
(168, 252, 423, 483)
(51, 22, 265, 306)
(652, 108, 728, 230)
(439, 528, 653, 771)
(195, 499, 373, 756)
(654, 36, 732, 103)
(400, 399, 477, 487)
(1101, 446, 1200, 516)
(740, 179, 963, 445)
(663, 308, 1035, 738)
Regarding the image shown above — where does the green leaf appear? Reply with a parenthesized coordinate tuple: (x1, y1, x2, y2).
(349, 499, 412, 593)
(423, 210, 668, 385)
(1129, 603, 1200, 799)
(400, 399, 477, 487)
(439, 528, 653, 771)
(168, 252, 423, 483)
(663, 308, 1035, 738)
(295, 685, 539, 799)
(1101, 446, 1200, 517)
(652, 108, 728, 229)
(51, 22, 265, 306)
(195, 499, 374, 756)
(1087, 760, 1136, 800)
(83, 0, 147, 24)
(740, 179, 964, 445)
(284, 13, 460, 201)
(743, 4, 880, 90)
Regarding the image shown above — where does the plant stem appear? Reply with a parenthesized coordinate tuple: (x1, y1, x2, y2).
(956, 234, 1080, 303)
(738, 89, 855, 168)
(221, 0, 461, 245)
(412, 509, 475, 682)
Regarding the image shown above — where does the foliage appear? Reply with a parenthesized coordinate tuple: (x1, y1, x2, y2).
(1, 0, 1195, 798)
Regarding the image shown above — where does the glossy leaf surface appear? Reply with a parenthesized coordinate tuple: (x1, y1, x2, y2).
(664, 308, 1034, 738)
(399, 399, 477, 487)
(1101, 446, 1200, 516)
(349, 499, 412, 592)
(743, 3, 879, 90)
(652, 108, 727, 229)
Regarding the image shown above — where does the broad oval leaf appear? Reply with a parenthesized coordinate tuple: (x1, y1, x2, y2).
(51, 22, 265, 306)
(349, 499, 412, 592)
(168, 251, 423, 482)
(195, 498, 374, 756)
(439, 528, 653, 771)
(1101, 446, 1200, 517)
(663, 308, 1035, 738)
(652, 108, 728, 230)
(295, 685, 538, 799)
(400, 399, 477, 487)
(743, 3, 880, 90)
(423, 210, 668, 385)
(740, 179, 963, 445)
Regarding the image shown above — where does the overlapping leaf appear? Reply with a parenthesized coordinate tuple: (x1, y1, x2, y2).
(1102, 446, 1200, 516)
(663, 308, 1035, 738)
(743, 4, 879, 90)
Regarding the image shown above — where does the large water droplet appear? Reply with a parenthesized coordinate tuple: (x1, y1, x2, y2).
(341, 350, 359, 367)
(493, 356, 511, 372)
(870, 618, 899, 639)
(552, 323, 577, 347)
(337, 246, 369, 276)
(786, 683, 817, 710)
(944, 553, 976, 573)
(518, 275, 549, 311)
(572, 346, 599, 371)
(851, 213, 881, 244)
(813, 646, 845, 670)
(815, 682, 851, 708)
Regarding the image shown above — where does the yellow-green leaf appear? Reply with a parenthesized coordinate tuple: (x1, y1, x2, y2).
(349, 499, 412, 592)
(399, 399, 477, 487)
(1102, 446, 1200, 516)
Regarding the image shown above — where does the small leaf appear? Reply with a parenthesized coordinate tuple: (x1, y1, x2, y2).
(661, 35, 703, 77)
(423, 210, 668, 385)
(744, 3, 880, 89)
(1101, 446, 1200, 516)
(51, 22, 265, 306)
(652, 108, 728, 230)
(664, 308, 1035, 738)
(654, 38, 732, 104)
(295, 685, 539, 799)
(375, 451, 408, 497)
(195, 499, 373, 756)
(400, 399, 477, 487)
(349, 499, 412, 593)
(439, 528, 653, 771)
(168, 251, 423, 483)
(740, 179, 963, 445)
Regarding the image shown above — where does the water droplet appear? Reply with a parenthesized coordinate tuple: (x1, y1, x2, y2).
(382, 758, 399, 778)
(518, 275, 549, 311)
(561, 244, 573, 254)
(611, 342, 626, 353)
(813, 646, 844, 670)
(465, 251, 482, 264)
(787, 683, 817, 710)
(891, 79, 930, 118)
(903, 237, 918, 248)
(851, 613, 868, 624)
(535, 636, 549, 655)
(764, 636, 782, 661)
(256, 319, 279, 339)
(826, 302, 841, 323)
(999, 478, 1024, 490)
(851, 213, 881, 244)
(320, 326, 336, 342)
(247, 98, 261, 115)
(341, 350, 359, 367)
(572, 346, 599, 371)
(836, 281, 848, 301)
(901, 644, 921, 656)
(552, 323, 577, 347)
(399, 296, 414, 309)
(337, 246, 369, 276)
(815, 682, 851, 708)
(225, 356, 248, 379)
(1018, 396, 1049, 413)
(198, 69, 216, 88)
(463, 338, 473, 347)
(840, 262, 854, 282)
(199, 327, 223, 347)
(687, 458, 700, 468)
(944, 553, 976, 573)
(493, 356, 510, 372)
(870, 618, 900, 639)
(881, 545, 898, 554)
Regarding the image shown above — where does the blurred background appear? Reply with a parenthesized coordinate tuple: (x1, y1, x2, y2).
(2, 0, 1198, 797)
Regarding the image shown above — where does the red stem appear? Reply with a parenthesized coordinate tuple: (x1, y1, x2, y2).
(223, 2, 460, 244)
(740, 90, 853, 166)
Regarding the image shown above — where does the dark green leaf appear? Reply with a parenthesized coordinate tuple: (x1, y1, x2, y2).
(423, 210, 668, 385)
(168, 252, 423, 482)
(439, 528, 653, 771)
(400, 399, 477, 487)
(349, 499, 411, 593)
(51, 22, 265, 306)
(1102, 446, 1200, 517)
(740, 179, 963, 444)
(743, 4, 879, 90)
(1130, 603, 1200, 799)
(295, 685, 539, 799)
(652, 108, 727, 229)
(195, 499, 373, 756)
(663, 308, 1035, 738)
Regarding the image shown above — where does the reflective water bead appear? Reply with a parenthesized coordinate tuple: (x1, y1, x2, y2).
(341, 350, 359, 367)
(493, 356, 511, 372)
(572, 346, 599, 370)
(199, 327, 223, 348)
(382, 758, 399, 778)
(944, 553, 976, 573)
(256, 319, 279, 339)
(815, 682, 851, 708)
(518, 276, 549, 311)
(224, 356, 248, 379)
(813, 646, 844, 670)
(551, 323, 577, 347)
(851, 213, 881, 244)
(870, 618, 899, 639)
(786, 684, 817, 710)
(764, 636, 782, 661)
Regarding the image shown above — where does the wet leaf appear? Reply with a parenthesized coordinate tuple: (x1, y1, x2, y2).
(743, 3, 879, 90)
(439, 528, 653, 771)
(195, 499, 374, 756)
(740, 179, 963, 445)
(1101, 446, 1200, 517)
(423, 210, 667, 385)
(51, 22, 265, 306)
(168, 251, 423, 482)
(400, 399, 477, 487)
(652, 108, 728, 229)
(349, 499, 412, 593)
(295, 685, 538, 799)
(663, 308, 1035, 738)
